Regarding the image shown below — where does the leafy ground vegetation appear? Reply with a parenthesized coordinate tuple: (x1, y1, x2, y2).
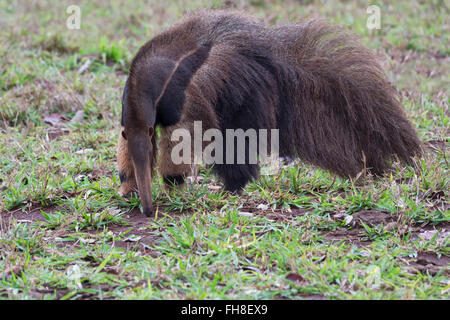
(0, 0, 448, 299)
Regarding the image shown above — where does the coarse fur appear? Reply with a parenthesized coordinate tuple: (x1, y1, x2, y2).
(118, 10, 423, 216)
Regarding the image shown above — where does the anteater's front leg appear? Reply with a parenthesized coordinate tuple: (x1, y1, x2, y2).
(158, 125, 193, 189)
(117, 128, 138, 197)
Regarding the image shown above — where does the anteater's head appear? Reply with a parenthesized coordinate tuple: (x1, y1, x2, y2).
(118, 44, 212, 217)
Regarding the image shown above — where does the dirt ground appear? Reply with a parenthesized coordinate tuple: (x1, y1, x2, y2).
(2, 204, 448, 278)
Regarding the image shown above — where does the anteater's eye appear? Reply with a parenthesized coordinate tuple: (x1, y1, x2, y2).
(119, 171, 127, 183)
(121, 131, 127, 140)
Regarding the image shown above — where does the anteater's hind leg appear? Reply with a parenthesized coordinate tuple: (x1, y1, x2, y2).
(117, 128, 138, 197)
(213, 127, 262, 193)
(213, 163, 259, 193)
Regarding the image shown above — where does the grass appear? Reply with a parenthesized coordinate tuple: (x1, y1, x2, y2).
(0, 0, 449, 299)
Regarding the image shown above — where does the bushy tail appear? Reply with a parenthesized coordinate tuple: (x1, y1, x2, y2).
(273, 19, 423, 177)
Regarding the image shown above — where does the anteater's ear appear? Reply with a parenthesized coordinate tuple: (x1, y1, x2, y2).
(156, 44, 212, 127)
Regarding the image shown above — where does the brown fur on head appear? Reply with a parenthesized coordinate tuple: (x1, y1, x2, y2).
(117, 128, 137, 197)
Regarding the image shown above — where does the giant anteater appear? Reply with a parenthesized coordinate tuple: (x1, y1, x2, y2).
(118, 10, 422, 217)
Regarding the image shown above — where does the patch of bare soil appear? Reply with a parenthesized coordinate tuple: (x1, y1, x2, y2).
(323, 228, 370, 247)
(410, 222, 450, 249)
(0, 204, 57, 225)
(268, 208, 310, 221)
(239, 205, 309, 222)
(351, 210, 397, 226)
(1, 204, 176, 255)
(100, 207, 162, 254)
(52, 206, 183, 255)
(325, 210, 449, 242)
(405, 251, 450, 276)
(3, 205, 448, 276)
(323, 209, 449, 274)
(323, 209, 397, 246)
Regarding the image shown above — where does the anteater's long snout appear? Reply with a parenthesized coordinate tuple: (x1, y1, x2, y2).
(128, 130, 153, 217)
(134, 163, 153, 217)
